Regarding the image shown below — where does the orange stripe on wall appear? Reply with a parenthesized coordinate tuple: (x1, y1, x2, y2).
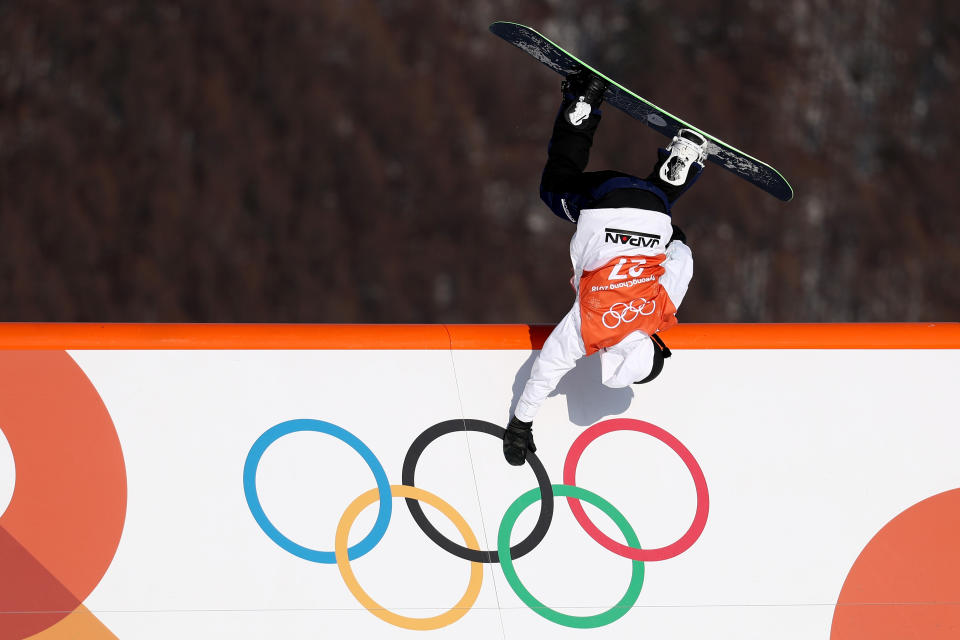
(0, 322, 957, 350)
(661, 322, 960, 350)
(0, 323, 451, 349)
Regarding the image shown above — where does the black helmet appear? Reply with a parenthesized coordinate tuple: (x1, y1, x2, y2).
(634, 334, 672, 385)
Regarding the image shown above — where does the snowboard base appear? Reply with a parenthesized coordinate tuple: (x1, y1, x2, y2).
(490, 21, 793, 202)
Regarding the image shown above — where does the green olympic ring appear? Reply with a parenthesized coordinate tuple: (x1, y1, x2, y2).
(497, 484, 645, 628)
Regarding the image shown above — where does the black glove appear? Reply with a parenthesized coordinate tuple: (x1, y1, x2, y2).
(668, 223, 687, 246)
(503, 416, 536, 466)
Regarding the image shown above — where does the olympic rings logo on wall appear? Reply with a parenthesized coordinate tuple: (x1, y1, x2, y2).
(601, 298, 656, 329)
(243, 417, 709, 630)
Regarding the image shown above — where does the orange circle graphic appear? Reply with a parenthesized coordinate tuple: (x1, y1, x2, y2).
(0, 351, 127, 639)
(831, 488, 960, 639)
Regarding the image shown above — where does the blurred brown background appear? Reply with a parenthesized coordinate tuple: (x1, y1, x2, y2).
(1, 1, 957, 323)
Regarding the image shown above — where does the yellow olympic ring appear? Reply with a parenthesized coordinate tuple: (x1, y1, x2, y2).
(334, 485, 484, 630)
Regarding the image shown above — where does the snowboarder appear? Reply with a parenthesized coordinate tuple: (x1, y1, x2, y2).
(503, 72, 707, 466)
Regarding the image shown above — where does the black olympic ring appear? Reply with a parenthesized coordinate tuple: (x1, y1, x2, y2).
(401, 418, 554, 563)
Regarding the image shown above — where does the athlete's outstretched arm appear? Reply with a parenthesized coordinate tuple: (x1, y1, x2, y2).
(513, 304, 585, 422)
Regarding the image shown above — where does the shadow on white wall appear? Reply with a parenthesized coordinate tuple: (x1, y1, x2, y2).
(509, 351, 634, 427)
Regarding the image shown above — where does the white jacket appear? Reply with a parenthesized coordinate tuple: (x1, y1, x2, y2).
(514, 207, 693, 422)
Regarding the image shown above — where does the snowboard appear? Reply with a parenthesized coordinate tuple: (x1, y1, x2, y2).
(490, 21, 794, 202)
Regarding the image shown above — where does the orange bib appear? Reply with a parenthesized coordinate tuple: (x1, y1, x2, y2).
(578, 254, 678, 355)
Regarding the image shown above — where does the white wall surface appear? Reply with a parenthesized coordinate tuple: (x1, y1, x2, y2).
(5, 346, 953, 639)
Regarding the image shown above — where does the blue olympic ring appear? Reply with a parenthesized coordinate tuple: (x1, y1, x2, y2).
(242, 418, 392, 563)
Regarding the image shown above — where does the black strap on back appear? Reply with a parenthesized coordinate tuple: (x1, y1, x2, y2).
(651, 333, 672, 358)
(634, 333, 671, 385)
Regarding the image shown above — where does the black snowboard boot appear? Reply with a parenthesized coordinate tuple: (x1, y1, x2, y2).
(659, 129, 708, 186)
(562, 71, 607, 127)
(649, 129, 709, 202)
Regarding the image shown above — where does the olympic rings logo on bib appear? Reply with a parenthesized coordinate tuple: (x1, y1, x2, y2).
(243, 417, 709, 630)
(601, 298, 656, 329)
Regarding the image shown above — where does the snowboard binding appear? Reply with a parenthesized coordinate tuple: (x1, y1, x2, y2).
(562, 71, 607, 126)
(659, 129, 709, 186)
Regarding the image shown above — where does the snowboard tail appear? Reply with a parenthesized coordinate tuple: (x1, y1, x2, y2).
(490, 21, 793, 202)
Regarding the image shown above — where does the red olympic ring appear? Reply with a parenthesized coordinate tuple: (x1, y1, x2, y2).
(0, 351, 127, 638)
(563, 418, 709, 561)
